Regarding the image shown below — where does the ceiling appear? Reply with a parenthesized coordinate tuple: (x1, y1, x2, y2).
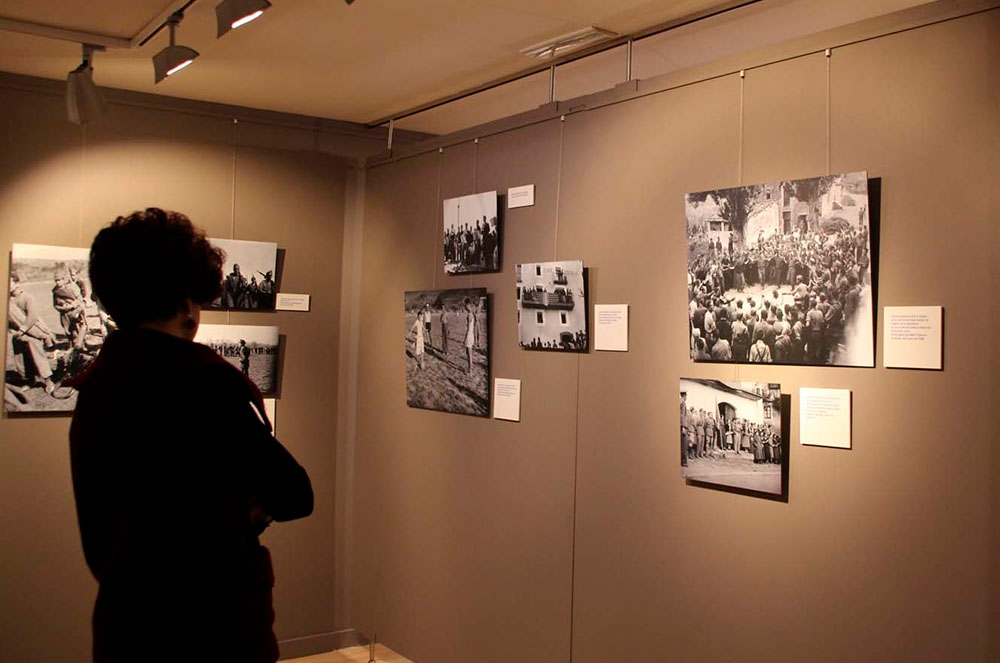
(0, 0, 933, 134)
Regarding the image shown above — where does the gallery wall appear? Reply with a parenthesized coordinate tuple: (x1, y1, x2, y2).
(353, 3, 999, 663)
(0, 78, 374, 661)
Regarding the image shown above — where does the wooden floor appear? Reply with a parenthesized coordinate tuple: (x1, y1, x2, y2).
(284, 644, 413, 663)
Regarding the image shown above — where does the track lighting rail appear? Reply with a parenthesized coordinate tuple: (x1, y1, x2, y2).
(0, 1, 197, 50)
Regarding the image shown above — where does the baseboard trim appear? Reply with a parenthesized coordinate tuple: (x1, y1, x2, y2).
(279, 628, 370, 660)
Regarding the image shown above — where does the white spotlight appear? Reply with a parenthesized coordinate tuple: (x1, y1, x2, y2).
(153, 12, 199, 83)
(216, 0, 272, 38)
(66, 44, 107, 125)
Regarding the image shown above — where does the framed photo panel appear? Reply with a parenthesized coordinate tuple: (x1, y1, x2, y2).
(208, 238, 278, 311)
(443, 191, 500, 275)
(6, 243, 115, 412)
(685, 171, 874, 367)
(194, 324, 280, 396)
(680, 378, 784, 497)
(404, 288, 489, 417)
(516, 260, 588, 352)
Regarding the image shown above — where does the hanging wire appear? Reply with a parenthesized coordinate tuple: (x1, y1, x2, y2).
(825, 48, 832, 176)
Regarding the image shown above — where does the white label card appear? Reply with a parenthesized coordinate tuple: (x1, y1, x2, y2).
(493, 378, 521, 422)
(594, 304, 629, 351)
(883, 306, 943, 369)
(507, 185, 535, 209)
(800, 388, 851, 449)
(275, 293, 311, 312)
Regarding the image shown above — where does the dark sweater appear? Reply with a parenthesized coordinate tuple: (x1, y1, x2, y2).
(68, 328, 312, 663)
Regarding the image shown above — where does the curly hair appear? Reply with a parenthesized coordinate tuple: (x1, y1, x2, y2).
(89, 208, 224, 328)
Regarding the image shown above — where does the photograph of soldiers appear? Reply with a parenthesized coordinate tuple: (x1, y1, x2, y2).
(194, 324, 280, 395)
(685, 171, 874, 367)
(5, 244, 117, 413)
(404, 288, 489, 417)
(443, 191, 501, 275)
(207, 238, 278, 311)
(679, 379, 783, 497)
(516, 260, 588, 352)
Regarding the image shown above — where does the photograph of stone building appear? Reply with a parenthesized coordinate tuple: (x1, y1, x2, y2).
(516, 260, 587, 351)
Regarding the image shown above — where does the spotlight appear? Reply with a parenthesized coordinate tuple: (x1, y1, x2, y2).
(216, 0, 272, 38)
(153, 12, 199, 83)
(66, 44, 107, 125)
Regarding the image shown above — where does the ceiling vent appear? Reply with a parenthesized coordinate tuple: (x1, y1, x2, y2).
(520, 26, 618, 60)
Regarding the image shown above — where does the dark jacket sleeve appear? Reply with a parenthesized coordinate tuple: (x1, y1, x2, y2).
(203, 363, 314, 524)
(240, 401, 314, 522)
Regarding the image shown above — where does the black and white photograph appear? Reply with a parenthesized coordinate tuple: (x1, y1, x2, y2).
(680, 378, 783, 496)
(516, 260, 587, 351)
(443, 191, 500, 275)
(404, 287, 489, 417)
(194, 324, 280, 396)
(6, 243, 116, 413)
(208, 238, 278, 311)
(685, 171, 874, 367)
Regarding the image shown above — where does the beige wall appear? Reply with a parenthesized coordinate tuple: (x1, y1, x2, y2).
(355, 5, 999, 663)
(0, 82, 358, 661)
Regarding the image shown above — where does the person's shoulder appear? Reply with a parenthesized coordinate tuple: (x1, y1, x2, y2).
(185, 359, 255, 415)
(173, 339, 248, 391)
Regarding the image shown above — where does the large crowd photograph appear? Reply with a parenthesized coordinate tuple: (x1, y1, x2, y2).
(680, 378, 784, 497)
(404, 287, 489, 417)
(208, 238, 278, 311)
(516, 260, 588, 352)
(6, 244, 116, 413)
(443, 191, 500, 275)
(685, 171, 874, 367)
(194, 324, 280, 395)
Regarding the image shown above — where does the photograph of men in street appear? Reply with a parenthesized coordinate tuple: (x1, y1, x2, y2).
(685, 171, 874, 367)
(404, 288, 489, 417)
(5, 244, 117, 412)
(443, 191, 500, 275)
(194, 324, 280, 395)
(680, 379, 783, 496)
(207, 238, 278, 311)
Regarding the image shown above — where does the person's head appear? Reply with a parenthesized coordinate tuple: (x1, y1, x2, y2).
(232, 263, 241, 275)
(240, 339, 246, 346)
(9, 274, 22, 298)
(89, 208, 223, 337)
